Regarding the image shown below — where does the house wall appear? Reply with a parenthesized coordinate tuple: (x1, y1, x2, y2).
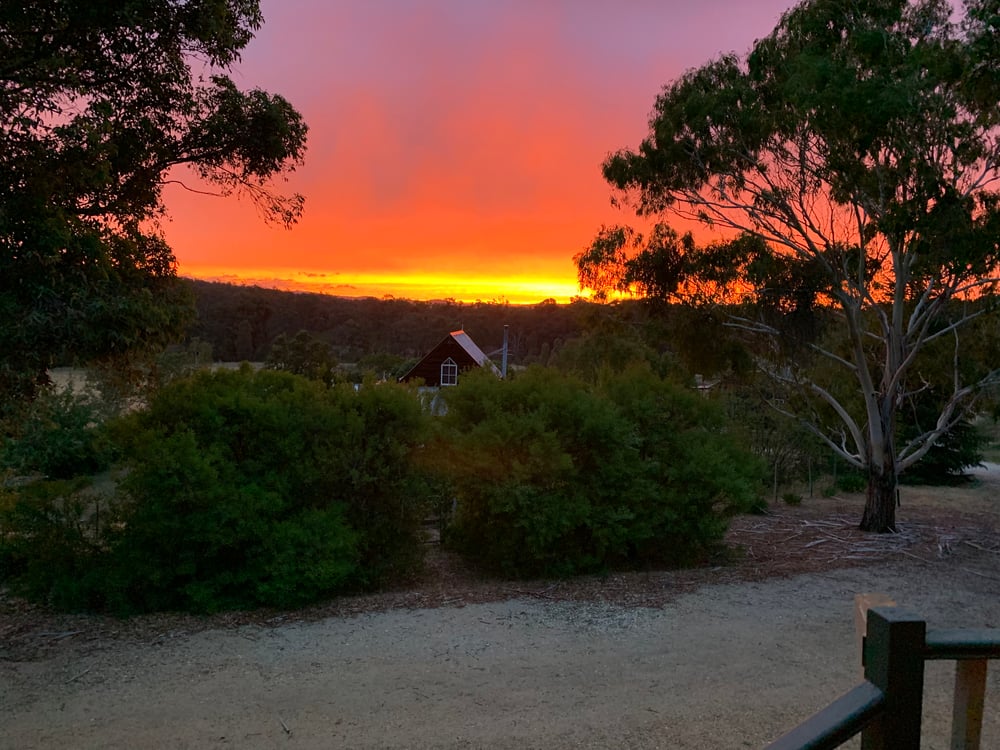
(399, 337, 480, 387)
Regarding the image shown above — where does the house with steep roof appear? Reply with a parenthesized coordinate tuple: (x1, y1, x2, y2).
(398, 330, 501, 387)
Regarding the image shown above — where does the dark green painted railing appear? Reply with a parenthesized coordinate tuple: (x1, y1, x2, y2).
(765, 608, 1000, 750)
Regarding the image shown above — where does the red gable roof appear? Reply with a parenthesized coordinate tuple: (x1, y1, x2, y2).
(398, 330, 501, 387)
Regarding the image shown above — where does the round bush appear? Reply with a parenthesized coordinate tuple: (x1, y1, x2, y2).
(434, 366, 763, 577)
(96, 367, 431, 613)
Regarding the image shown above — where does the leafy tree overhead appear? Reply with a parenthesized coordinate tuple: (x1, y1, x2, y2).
(0, 1, 308, 408)
(577, 0, 1000, 532)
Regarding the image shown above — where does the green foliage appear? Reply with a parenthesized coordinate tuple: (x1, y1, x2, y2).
(722, 378, 822, 492)
(433, 366, 762, 577)
(0, 1, 307, 406)
(581, 0, 1000, 531)
(898, 326, 993, 483)
(549, 299, 745, 386)
(599, 366, 765, 548)
(0, 478, 109, 611)
(353, 352, 414, 382)
(433, 368, 632, 576)
(900, 416, 986, 485)
(265, 330, 338, 385)
(84, 338, 216, 415)
(188, 279, 596, 368)
(836, 471, 868, 494)
(550, 321, 680, 383)
(0, 231, 196, 415)
(1, 388, 112, 479)
(2, 368, 432, 614)
(105, 368, 430, 613)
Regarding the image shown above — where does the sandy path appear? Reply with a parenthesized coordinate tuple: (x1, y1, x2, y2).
(3, 550, 999, 750)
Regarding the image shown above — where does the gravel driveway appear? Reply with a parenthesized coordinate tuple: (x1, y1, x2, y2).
(3, 546, 1000, 749)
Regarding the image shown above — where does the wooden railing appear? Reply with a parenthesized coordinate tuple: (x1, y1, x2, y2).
(765, 607, 1000, 750)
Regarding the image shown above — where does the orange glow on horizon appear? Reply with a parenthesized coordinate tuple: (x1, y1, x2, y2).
(158, 2, 796, 309)
(180, 265, 587, 305)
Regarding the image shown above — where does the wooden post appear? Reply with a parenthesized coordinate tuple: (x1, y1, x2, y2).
(861, 608, 926, 750)
(854, 593, 896, 679)
(951, 659, 988, 750)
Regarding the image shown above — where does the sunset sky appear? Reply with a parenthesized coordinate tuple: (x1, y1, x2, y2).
(163, 0, 796, 304)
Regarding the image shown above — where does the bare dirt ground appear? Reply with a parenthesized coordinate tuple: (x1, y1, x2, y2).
(3, 471, 1000, 749)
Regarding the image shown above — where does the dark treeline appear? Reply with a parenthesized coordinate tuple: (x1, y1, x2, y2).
(189, 280, 631, 365)
(185, 279, 992, 489)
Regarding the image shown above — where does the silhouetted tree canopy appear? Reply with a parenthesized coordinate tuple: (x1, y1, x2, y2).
(578, 0, 1000, 531)
(0, 0, 308, 410)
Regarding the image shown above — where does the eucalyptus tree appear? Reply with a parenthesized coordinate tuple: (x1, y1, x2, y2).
(577, 0, 1000, 531)
(0, 1, 308, 410)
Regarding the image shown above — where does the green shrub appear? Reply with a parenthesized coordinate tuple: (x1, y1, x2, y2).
(3, 367, 432, 614)
(900, 416, 986, 485)
(433, 366, 762, 577)
(2, 388, 111, 479)
(0, 477, 110, 611)
(782, 492, 803, 506)
(836, 471, 868, 493)
(110, 368, 432, 612)
(598, 366, 764, 560)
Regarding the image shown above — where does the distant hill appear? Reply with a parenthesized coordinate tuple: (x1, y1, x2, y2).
(186, 280, 600, 364)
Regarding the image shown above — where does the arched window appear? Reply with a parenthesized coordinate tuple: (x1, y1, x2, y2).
(440, 357, 458, 386)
